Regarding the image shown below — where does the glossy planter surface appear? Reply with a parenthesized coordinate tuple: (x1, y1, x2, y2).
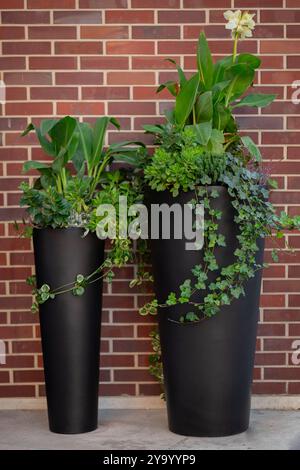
(147, 187, 264, 437)
(33, 228, 104, 434)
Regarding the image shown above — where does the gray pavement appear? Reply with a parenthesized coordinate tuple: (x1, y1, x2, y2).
(0, 409, 299, 450)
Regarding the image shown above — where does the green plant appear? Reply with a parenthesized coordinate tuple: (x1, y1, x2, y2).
(19, 116, 146, 312)
(136, 11, 300, 388)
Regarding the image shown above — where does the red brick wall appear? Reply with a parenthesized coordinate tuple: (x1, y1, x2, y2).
(0, 0, 300, 399)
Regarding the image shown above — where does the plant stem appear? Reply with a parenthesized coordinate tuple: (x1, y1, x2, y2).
(232, 33, 239, 63)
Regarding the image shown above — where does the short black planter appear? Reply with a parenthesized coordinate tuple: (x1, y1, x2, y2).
(147, 186, 264, 437)
(33, 228, 105, 434)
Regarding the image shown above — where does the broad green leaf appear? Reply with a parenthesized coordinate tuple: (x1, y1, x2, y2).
(191, 121, 212, 146)
(143, 124, 164, 134)
(164, 108, 175, 124)
(237, 53, 261, 70)
(213, 103, 231, 131)
(75, 122, 93, 173)
(40, 119, 59, 136)
(35, 128, 57, 157)
(175, 73, 200, 127)
(49, 116, 77, 157)
(208, 129, 225, 155)
(165, 58, 187, 88)
(22, 161, 50, 173)
(108, 140, 146, 151)
(91, 117, 110, 167)
(224, 63, 255, 106)
(213, 56, 233, 85)
(232, 93, 276, 108)
(241, 135, 262, 162)
(197, 32, 214, 89)
(195, 91, 213, 123)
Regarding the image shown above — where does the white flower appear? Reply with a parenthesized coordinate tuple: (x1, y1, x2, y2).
(224, 10, 255, 39)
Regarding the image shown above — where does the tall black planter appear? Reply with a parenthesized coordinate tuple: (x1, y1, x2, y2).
(33, 228, 105, 434)
(147, 186, 264, 437)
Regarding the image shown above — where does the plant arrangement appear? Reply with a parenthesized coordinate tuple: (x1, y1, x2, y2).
(139, 10, 300, 323)
(132, 10, 300, 431)
(18, 115, 144, 313)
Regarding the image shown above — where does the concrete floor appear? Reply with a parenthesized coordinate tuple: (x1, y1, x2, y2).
(0, 409, 299, 450)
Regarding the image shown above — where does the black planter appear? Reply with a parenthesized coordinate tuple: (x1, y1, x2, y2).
(33, 228, 105, 434)
(147, 186, 264, 437)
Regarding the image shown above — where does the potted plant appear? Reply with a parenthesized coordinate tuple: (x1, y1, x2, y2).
(19, 115, 144, 434)
(138, 11, 300, 437)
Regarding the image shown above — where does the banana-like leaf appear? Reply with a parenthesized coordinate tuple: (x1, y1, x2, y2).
(40, 119, 59, 136)
(195, 91, 213, 123)
(92, 117, 120, 168)
(197, 32, 214, 89)
(187, 121, 212, 146)
(232, 93, 276, 108)
(237, 53, 261, 69)
(213, 56, 233, 85)
(175, 73, 200, 128)
(143, 124, 164, 135)
(22, 161, 50, 174)
(241, 135, 262, 162)
(213, 103, 231, 131)
(224, 63, 255, 106)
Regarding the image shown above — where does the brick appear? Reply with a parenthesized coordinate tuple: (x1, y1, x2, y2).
(289, 324, 300, 337)
(12, 341, 41, 354)
(80, 0, 127, 7)
(260, 295, 285, 308)
(265, 368, 300, 380)
(102, 325, 134, 338)
(0, 325, 32, 339)
(82, 86, 129, 100)
(252, 382, 286, 394)
(107, 72, 155, 85)
(0, 27, 25, 40)
(14, 370, 44, 383)
(54, 11, 102, 24)
(56, 72, 103, 85)
(254, 353, 286, 366)
(261, 41, 300, 54)
(132, 26, 180, 39)
(289, 266, 300, 277)
(101, 355, 134, 367)
(28, 26, 76, 40)
(288, 383, 300, 394)
(30, 87, 78, 100)
(0, 385, 35, 397)
(108, 102, 156, 116)
(6, 102, 53, 116)
(264, 338, 295, 352)
(235, 0, 282, 5)
(4, 72, 52, 85)
(9, 281, 32, 295)
(3, 42, 51, 55)
(2, 355, 35, 368)
(263, 280, 300, 293)
(257, 323, 286, 337)
(29, 57, 77, 70)
(81, 25, 128, 39)
(0, 0, 24, 7)
(289, 295, 300, 308)
(158, 10, 205, 23)
(261, 10, 300, 23)
(57, 102, 104, 116)
(113, 339, 151, 353)
(133, 0, 179, 6)
(2, 11, 50, 24)
(139, 383, 161, 395)
(81, 57, 128, 70)
(55, 41, 102, 55)
(5, 87, 27, 101)
(99, 384, 135, 396)
(105, 10, 154, 24)
(237, 116, 283, 130)
(184, 0, 230, 5)
(28, 0, 75, 7)
(0, 118, 27, 131)
(106, 41, 154, 55)
(114, 369, 152, 382)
